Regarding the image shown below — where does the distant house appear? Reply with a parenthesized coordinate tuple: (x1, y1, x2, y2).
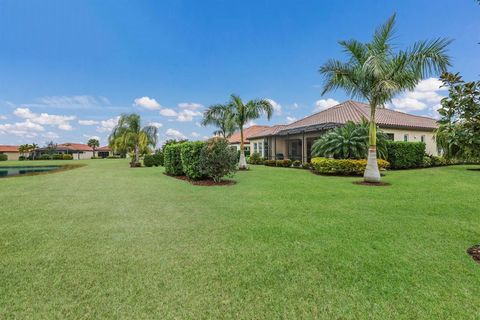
(96, 146, 113, 158)
(35, 143, 94, 160)
(0, 145, 20, 161)
(227, 125, 270, 154)
(247, 100, 439, 161)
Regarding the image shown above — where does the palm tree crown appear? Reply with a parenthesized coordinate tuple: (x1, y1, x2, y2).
(319, 14, 451, 182)
(201, 104, 236, 138)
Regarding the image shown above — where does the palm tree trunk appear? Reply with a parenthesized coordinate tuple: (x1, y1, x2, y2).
(239, 126, 248, 169)
(134, 144, 139, 164)
(364, 104, 381, 183)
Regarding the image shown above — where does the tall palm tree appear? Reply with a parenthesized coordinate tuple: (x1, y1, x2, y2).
(108, 113, 158, 166)
(87, 138, 100, 158)
(29, 143, 38, 160)
(201, 104, 236, 138)
(228, 94, 273, 169)
(18, 144, 29, 158)
(319, 14, 451, 182)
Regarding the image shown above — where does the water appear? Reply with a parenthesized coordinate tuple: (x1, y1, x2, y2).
(0, 166, 62, 178)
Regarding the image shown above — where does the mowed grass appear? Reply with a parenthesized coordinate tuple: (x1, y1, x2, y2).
(1, 159, 479, 319)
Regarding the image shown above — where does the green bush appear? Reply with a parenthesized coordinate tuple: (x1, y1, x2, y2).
(181, 141, 206, 180)
(264, 159, 276, 166)
(248, 152, 264, 165)
(18, 155, 26, 161)
(164, 143, 184, 175)
(40, 154, 51, 160)
(63, 154, 73, 160)
(52, 154, 64, 160)
(386, 141, 426, 169)
(292, 160, 301, 167)
(422, 156, 432, 167)
(430, 156, 447, 166)
(199, 137, 237, 182)
(301, 162, 312, 170)
(143, 154, 156, 167)
(90, 156, 103, 159)
(153, 151, 164, 166)
(275, 160, 283, 167)
(0, 153, 7, 161)
(107, 155, 121, 159)
(311, 157, 390, 176)
(282, 159, 292, 167)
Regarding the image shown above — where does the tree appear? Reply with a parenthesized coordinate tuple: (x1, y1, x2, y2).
(436, 72, 480, 159)
(201, 104, 236, 138)
(18, 144, 29, 158)
(87, 138, 100, 158)
(227, 94, 273, 169)
(311, 121, 388, 159)
(29, 143, 38, 160)
(199, 137, 238, 182)
(319, 14, 451, 182)
(108, 114, 158, 166)
(45, 141, 57, 159)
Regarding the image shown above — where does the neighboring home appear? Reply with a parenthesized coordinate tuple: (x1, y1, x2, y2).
(248, 100, 439, 161)
(0, 145, 20, 161)
(96, 146, 113, 158)
(35, 143, 94, 160)
(228, 125, 269, 154)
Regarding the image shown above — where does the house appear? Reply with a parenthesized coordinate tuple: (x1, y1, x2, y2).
(247, 100, 438, 161)
(35, 143, 94, 160)
(96, 146, 113, 158)
(228, 125, 269, 154)
(0, 145, 20, 161)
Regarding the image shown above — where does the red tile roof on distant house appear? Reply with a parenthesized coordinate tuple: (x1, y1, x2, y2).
(228, 125, 270, 144)
(97, 146, 111, 151)
(278, 100, 438, 135)
(0, 145, 19, 152)
(57, 143, 93, 151)
(248, 125, 287, 139)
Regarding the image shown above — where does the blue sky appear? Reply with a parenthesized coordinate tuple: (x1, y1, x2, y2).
(0, 0, 479, 146)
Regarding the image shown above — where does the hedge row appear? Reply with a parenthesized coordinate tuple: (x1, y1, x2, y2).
(386, 141, 425, 169)
(0, 154, 7, 161)
(180, 141, 206, 180)
(37, 154, 73, 160)
(164, 143, 184, 176)
(143, 152, 163, 167)
(311, 157, 390, 176)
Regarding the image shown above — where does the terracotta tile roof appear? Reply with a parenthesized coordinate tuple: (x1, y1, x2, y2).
(57, 143, 93, 151)
(228, 125, 270, 144)
(248, 125, 287, 139)
(97, 146, 111, 151)
(0, 145, 19, 152)
(279, 100, 437, 134)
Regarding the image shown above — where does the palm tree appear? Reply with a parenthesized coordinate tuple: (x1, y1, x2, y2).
(228, 94, 273, 169)
(319, 14, 451, 182)
(108, 113, 158, 166)
(18, 144, 29, 158)
(87, 138, 100, 158)
(29, 143, 38, 160)
(201, 104, 236, 138)
(311, 121, 388, 159)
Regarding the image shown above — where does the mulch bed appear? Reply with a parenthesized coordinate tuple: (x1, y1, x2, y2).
(165, 174, 236, 186)
(467, 245, 480, 264)
(467, 168, 480, 171)
(352, 181, 391, 187)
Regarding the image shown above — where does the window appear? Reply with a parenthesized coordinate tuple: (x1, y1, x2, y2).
(404, 134, 409, 142)
(258, 142, 263, 155)
(421, 135, 426, 143)
(264, 140, 269, 158)
(386, 133, 394, 141)
(253, 143, 257, 153)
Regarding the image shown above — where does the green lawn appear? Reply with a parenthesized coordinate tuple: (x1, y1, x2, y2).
(1, 160, 479, 319)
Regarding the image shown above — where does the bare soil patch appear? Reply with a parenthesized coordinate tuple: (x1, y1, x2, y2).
(467, 245, 480, 264)
(353, 181, 391, 187)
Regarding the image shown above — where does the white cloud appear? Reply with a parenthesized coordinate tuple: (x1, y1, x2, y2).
(96, 116, 119, 133)
(178, 102, 203, 111)
(43, 131, 60, 140)
(286, 116, 297, 124)
(159, 108, 178, 117)
(165, 128, 186, 139)
(176, 109, 202, 122)
(390, 78, 446, 116)
(0, 119, 45, 137)
(35, 95, 102, 107)
(266, 99, 282, 115)
(134, 96, 161, 110)
(314, 98, 339, 112)
(191, 132, 200, 138)
(83, 134, 101, 141)
(148, 122, 163, 128)
(78, 119, 99, 125)
(291, 103, 299, 109)
(13, 107, 75, 131)
(0, 115, 7, 120)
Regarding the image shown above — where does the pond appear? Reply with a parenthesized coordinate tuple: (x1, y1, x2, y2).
(0, 166, 62, 178)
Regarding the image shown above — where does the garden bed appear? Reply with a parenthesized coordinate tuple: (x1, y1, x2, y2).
(467, 245, 480, 264)
(165, 174, 236, 186)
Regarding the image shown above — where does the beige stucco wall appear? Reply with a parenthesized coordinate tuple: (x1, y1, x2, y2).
(381, 128, 438, 155)
(71, 151, 94, 160)
(1, 152, 20, 161)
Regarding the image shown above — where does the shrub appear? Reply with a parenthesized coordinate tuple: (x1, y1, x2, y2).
(40, 154, 51, 160)
(311, 157, 390, 176)
(282, 159, 292, 167)
(52, 154, 64, 160)
(249, 152, 263, 165)
(301, 162, 312, 170)
(292, 160, 301, 168)
(153, 151, 164, 166)
(430, 156, 447, 166)
(264, 159, 276, 166)
(63, 154, 73, 160)
(386, 141, 425, 169)
(199, 137, 237, 182)
(90, 156, 102, 159)
(422, 156, 432, 167)
(130, 161, 141, 167)
(143, 154, 156, 167)
(275, 160, 284, 167)
(0, 153, 7, 161)
(180, 141, 206, 180)
(107, 155, 121, 159)
(164, 143, 184, 175)
(19, 155, 26, 161)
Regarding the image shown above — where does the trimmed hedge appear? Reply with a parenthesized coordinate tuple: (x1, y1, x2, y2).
(386, 141, 425, 169)
(143, 154, 156, 167)
(264, 160, 276, 166)
(63, 154, 73, 160)
(0, 153, 7, 161)
(311, 157, 390, 176)
(153, 151, 164, 166)
(40, 154, 51, 160)
(164, 143, 184, 175)
(180, 141, 206, 180)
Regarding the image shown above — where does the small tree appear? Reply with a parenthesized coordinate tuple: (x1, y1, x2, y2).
(87, 138, 100, 158)
(45, 141, 57, 159)
(200, 137, 238, 182)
